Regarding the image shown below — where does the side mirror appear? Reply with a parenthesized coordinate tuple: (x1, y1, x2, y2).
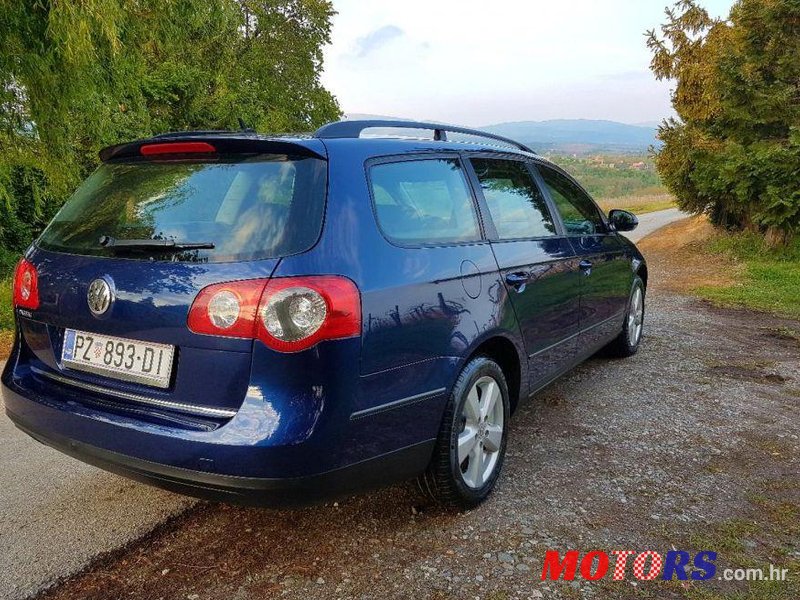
(608, 209, 638, 232)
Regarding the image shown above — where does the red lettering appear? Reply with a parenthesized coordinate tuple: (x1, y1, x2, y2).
(580, 551, 609, 580)
(541, 550, 579, 580)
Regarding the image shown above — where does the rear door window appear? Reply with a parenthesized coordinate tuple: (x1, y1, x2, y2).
(37, 155, 327, 262)
(469, 157, 556, 239)
(369, 158, 481, 245)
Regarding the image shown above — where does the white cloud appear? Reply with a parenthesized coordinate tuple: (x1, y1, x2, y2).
(351, 25, 405, 58)
(322, 0, 735, 125)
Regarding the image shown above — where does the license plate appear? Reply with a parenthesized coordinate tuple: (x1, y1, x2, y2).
(61, 329, 175, 389)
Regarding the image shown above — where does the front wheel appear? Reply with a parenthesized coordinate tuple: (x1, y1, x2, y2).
(604, 277, 645, 358)
(417, 357, 510, 509)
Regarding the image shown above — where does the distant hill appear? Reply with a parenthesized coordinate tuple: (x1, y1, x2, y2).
(341, 115, 661, 154)
(481, 119, 660, 154)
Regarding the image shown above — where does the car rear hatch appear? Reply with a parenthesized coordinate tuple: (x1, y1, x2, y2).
(13, 134, 327, 423)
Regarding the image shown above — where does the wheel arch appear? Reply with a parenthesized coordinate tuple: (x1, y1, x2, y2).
(459, 333, 525, 414)
(637, 262, 648, 290)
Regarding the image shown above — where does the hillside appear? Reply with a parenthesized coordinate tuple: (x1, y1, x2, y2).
(481, 119, 660, 154)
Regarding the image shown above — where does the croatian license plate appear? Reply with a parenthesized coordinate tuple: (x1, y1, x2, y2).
(61, 329, 174, 389)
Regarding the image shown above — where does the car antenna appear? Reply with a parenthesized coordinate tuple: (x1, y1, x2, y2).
(237, 117, 256, 133)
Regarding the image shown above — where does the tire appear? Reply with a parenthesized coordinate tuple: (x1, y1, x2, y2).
(417, 356, 510, 509)
(604, 276, 645, 358)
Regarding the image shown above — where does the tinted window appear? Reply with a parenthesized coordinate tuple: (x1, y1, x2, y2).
(537, 164, 606, 235)
(370, 158, 481, 245)
(38, 155, 326, 262)
(470, 158, 556, 239)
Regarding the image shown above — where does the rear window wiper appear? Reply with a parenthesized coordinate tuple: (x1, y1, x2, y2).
(99, 236, 215, 252)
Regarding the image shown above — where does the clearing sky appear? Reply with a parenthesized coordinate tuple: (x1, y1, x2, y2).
(322, 0, 735, 126)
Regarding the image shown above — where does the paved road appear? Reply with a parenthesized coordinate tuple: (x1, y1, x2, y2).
(0, 207, 690, 600)
(0, 361, 194, 600)
(623, 207, 689, 242)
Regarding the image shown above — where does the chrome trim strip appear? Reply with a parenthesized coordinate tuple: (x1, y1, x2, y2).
(350, 387, 447, 420)
(31, 366, 237, 419)
(61, 358, 173, 389)
(527, 311, 624, 359)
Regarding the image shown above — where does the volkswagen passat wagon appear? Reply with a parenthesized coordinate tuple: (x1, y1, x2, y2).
(2, 120, 646, 508)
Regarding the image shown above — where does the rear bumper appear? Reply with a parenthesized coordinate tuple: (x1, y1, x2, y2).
(6, 406, 433, 506)
(1, 357, 437, 506)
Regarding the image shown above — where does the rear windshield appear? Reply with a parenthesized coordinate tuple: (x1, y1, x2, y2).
(37, 155, 327, 262)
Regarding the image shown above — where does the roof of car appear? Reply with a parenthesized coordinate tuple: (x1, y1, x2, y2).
(313, 120, 535, 154)
(98, 120, 544, 163)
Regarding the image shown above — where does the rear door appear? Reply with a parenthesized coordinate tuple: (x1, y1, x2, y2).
(19, 144, 327, 416)
(467, 155, 582, 386)
(535, 162, 631, 352)
(361, 153, 499, 374)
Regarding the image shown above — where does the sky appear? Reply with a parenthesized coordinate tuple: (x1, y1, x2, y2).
(321, 0, 736, 127)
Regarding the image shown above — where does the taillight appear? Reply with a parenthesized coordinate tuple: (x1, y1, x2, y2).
(187, 278, 269, 339)
(188, 276, 361, 352)
(13, 258, 39, 310)
(256, 277, 361, 352)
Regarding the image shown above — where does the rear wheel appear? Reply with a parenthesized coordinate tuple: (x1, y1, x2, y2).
(417, 357, 510, 508)
(604, 276, 645, 358)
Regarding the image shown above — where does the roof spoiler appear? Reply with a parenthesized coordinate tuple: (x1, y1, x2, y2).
(99, 135, 326, 162)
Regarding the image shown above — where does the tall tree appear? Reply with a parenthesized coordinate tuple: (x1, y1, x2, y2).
(0, 0, 340, 263)
(647, 0, 800, 245)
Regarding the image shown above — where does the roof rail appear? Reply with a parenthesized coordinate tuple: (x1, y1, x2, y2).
(313, 120, 535, 154)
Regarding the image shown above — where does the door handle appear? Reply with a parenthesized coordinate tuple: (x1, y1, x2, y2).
(579, 260, 593, 276)
(505, 272, 530, 289)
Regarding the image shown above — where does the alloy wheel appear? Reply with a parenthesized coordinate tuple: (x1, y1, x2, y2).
(457, 375, 505, 488)
(627, 286, 644, 347)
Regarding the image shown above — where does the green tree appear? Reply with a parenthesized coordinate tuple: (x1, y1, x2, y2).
(647, 0, 800, 245)
(0, 0, 340, 263)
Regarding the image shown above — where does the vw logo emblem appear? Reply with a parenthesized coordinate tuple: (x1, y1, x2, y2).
(87, 278, 113, 316)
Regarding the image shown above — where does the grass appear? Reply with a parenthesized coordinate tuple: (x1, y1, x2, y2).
(0, 276, 13, 331)
(696, 232, 800, 319)
(596, 193, 676, 216)
(680, 492, 800, 600)
(0, 276, 13, 359)
(0, 246, 18, 358)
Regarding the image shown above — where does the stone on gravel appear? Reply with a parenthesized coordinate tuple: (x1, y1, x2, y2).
(497, 552, 515, 563)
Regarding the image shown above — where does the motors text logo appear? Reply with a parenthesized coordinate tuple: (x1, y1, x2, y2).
(541, 550, 717, 581)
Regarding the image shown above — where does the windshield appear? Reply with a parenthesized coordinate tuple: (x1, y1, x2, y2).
(37, 155, 327, 262)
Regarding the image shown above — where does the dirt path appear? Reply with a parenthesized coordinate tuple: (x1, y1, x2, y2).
(31, 224, 799, 600)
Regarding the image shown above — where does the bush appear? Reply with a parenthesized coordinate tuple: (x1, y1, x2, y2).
(648, 0, 800, 244)
(1, 0, 340, 264)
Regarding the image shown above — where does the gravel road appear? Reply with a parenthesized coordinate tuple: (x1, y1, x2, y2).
(0, 375, 194, 600)
(35, 280, 800, 598)
(5, 207, 791, 600)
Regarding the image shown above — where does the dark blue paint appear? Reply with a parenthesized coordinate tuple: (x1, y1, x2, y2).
(2, 133, 647, 504)
(662, 551, 691, 580)
(691, 551, 718, 581)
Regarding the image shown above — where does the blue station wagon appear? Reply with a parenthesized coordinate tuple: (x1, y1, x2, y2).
(2, 120, 646, 507)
